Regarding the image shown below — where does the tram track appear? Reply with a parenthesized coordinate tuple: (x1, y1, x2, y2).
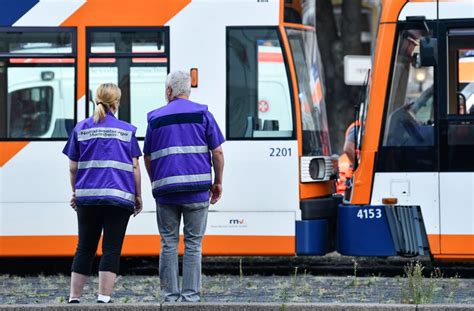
(2, 253, 474, 278)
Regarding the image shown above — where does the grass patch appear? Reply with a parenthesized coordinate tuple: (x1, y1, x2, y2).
(401, 260, 441, 304)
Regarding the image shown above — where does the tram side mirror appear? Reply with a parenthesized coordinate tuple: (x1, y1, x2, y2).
(419, 37, 438, 67)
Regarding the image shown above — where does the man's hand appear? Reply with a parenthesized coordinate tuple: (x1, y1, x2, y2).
(210, 183, 222, 204)
(70, 194, 77, 211)
(134, 195, 143, 217)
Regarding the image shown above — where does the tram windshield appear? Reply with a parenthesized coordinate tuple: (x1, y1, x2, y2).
(286, 28, 330, 156)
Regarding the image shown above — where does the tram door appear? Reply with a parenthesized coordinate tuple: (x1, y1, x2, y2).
(439, 25, 474, 255)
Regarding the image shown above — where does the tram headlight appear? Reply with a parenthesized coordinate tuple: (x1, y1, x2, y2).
(309, 158, 325, 180)
(300, 156, 333, 182)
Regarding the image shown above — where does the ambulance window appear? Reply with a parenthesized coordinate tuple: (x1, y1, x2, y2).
(227, 27, 294, 139)
(0, 28, 76, 140)
(7, 87, 53, 137)
(382, 29, 435, 147)
(87, 28, 169, 138)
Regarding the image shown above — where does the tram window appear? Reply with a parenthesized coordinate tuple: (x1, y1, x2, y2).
(383, 29, 435, 147)
(90, 31, 165, 54)
(0, 29, 76, 140)
(284, 0, 315, 26)
(287, 28, 330, 156)
(0, 31, 73, 54)
(446, 32, 474, 148)
(87, 28, 169, 138)
(447, 41, 474, 115)
(227, 28, 293, 139)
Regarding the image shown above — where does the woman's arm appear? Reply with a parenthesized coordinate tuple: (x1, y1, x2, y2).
(133, 157, 142, 216)
(144, 155, 152, 181)
(69, 160, 78, 210)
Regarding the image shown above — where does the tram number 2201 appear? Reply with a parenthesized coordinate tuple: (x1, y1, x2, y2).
(270, 148, 292, 157)
(356, 208, 382, 219)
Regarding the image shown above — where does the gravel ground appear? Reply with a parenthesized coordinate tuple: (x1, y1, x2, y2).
(1, 273, 473, 305)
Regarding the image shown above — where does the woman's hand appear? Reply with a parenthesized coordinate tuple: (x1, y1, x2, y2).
(134, 195, 143, 217)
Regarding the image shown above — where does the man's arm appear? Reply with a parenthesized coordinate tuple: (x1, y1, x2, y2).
(343, 140, 356, 164)
(210, 146, 224, 204)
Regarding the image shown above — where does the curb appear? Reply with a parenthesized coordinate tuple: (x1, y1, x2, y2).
(0, 303, 473, 311)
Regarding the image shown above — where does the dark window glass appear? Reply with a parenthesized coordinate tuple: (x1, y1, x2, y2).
(7, 86, 53, 137)
(383, 29, 435, 147)
(0, 31, 73, 54)
(0, 29, 76, 140)
(287, 28, 330, 156)
(376, 25, 437, 172)
(90, 31, 165, 54)
(440, 29, 474, 172)
(284, 0, 315, 26)
(227, 28, 293, 139)
(88, 28, 168, 138)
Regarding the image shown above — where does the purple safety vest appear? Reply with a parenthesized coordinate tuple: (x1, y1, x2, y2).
(143, 98, 224, 203)
(63, 112, 142, 211)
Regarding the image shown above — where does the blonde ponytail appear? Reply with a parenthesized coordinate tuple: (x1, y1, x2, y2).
(93, 83, 121, 124)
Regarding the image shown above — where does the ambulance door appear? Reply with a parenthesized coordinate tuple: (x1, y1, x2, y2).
(439, 25, 474, 256)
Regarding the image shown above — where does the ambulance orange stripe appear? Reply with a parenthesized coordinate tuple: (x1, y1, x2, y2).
(0, 142, 29, 167)
(9, 58, 75, 64)
(351, 23, 397, 204)
(0, 235, 295, 257)
(258, 52, 284, 63)
(459, 60, 474, 83)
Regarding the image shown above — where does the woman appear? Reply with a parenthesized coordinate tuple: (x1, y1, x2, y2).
(62, 83, 142, 303)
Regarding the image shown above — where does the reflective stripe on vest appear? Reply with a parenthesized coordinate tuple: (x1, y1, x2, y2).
(77, 127, 132, 142)
(75, 188, 135, 202)
(150, 145, 209, 161)
(152, 173, 212, 190)
(78, 160, 134, 172)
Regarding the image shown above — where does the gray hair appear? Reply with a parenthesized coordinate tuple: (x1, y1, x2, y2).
(165, 70, 191, 99)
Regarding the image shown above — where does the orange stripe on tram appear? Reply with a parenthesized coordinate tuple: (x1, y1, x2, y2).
(60, 0, 192, 100)
(0, 142, 29, 167)
(0, 235, 295, 257)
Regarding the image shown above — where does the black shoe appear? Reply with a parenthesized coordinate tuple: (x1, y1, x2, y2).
(68, 298, 80, 303)
(97, 299, 113, 303)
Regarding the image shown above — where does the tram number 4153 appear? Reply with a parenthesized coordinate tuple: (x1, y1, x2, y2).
(357, 208, 382, 219)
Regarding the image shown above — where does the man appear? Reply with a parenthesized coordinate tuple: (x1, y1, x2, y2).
(343, 121, 358, 165)
(143, 70, 225, 302)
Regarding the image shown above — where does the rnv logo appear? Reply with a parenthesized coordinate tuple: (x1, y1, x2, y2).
(229, 219, 245, 225)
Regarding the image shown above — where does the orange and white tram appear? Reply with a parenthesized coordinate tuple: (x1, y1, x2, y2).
(0, 0, 335, 257)
(339, 0, 474, 261)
